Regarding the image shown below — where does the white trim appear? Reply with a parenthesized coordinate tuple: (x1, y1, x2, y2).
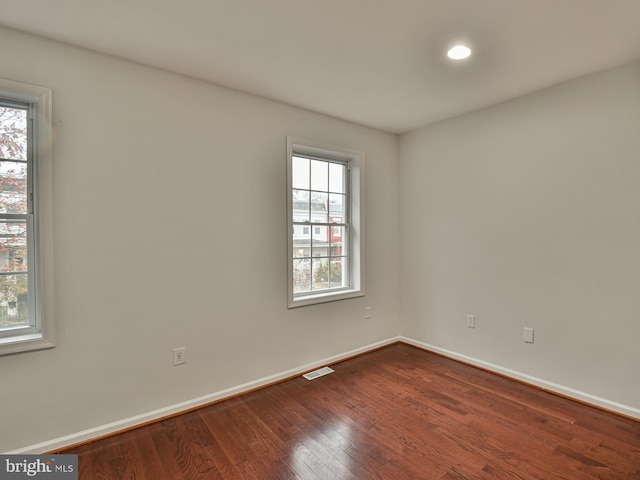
(8, 335, 639, 453)
(0, 79, 55, 355)
(399, 336, 640, 420)
(286, 136, 365, 308)
(7, 336, 400, 454)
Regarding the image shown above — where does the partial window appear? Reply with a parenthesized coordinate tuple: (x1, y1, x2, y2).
(0, 79, 54, 355)
(287, 137, 364, 308)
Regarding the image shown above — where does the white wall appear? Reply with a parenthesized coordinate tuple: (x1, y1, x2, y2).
(0, 27, 400, 453)
(3, 24, 638, 453)
(400, 61, 640, 413)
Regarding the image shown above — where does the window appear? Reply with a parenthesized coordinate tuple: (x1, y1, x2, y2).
(287, 137, 364, 308)
(0, 79, 54, 355)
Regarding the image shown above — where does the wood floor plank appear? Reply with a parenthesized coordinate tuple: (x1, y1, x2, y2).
(64, 343, 640, 479)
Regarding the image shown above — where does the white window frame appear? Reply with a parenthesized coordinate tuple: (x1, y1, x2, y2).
(287, 137, 365, 308)
(0, 79, 55, 355)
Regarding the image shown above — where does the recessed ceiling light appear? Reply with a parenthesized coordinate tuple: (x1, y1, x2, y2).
(447, 45, 472, 60)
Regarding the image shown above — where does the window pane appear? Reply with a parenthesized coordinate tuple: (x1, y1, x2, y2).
(293, 258, 311, 293)
(292, 189, 310, 222)
(310, 191, 328, 223)
(328, 259, 347, 288)
(0, 273, 29, 329)
(329, 193, 345, 220)
(329, 162, 345, 193)
(311, 226, 328, 258)
(330, 230, 345, 255)
(312, 258, 329, 291)
(292, 156, 309, 189)
(0, 161, 28, 214)
(293, 226, 309, 258)
(0, 220, 28, 272)
(0, 107, 27, 161)
(310, 160, 328, 191)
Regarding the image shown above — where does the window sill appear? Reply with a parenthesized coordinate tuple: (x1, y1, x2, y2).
(288, 288, 365, 309)
(0, 332, 55, 356)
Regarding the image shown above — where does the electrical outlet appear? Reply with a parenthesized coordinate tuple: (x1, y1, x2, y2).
(523, 327, 534, 344)
(466, 314, 475, 328)
(365, 306, 372, 319)
(173, 347, 186, 366)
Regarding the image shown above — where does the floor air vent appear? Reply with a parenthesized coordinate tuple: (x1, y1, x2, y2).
(303, 366, 335, 380)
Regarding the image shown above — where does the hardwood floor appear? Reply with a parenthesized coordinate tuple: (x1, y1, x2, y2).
(65, 344, 640, 479)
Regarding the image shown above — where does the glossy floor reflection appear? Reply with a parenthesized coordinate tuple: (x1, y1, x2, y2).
(67, 344, 640, 479)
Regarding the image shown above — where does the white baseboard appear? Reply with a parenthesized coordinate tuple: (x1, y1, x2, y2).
(8, 336, 401, 454)
(400, 336, 640, 420)
(10, 334, 638, 454)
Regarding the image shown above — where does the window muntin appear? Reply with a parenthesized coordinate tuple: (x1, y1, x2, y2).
(287, 137, 364, 308)
(0, 79, 54, 354)
(292, 155, 348, 296)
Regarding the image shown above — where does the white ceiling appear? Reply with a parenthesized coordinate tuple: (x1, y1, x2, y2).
(2, 0, 640, 133)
